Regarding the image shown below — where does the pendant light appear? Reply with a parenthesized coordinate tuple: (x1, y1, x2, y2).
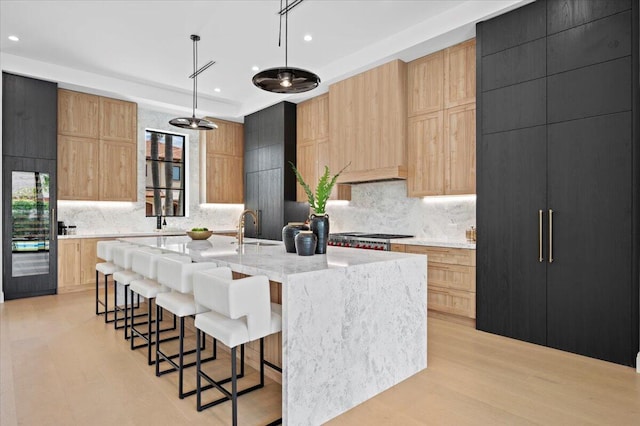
(169, 34, 218, 130)
(252, 0, 320, 93)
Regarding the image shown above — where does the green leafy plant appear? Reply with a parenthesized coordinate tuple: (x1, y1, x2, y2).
(289, 162, 350, 214)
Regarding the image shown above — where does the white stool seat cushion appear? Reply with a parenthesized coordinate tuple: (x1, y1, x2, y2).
(96, 261, 121, 275)
(129, 278, 167, 299)
(113, 270, 142, 285)
(194, 304, 282, 348)
(156, 291, 209, 318)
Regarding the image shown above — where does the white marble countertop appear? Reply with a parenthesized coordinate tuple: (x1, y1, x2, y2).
(57, 229, 236, 240)
(391, 237, 476, 249)
(120, 235, 424, 283)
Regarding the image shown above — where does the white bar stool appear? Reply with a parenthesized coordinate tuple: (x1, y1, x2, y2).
(95, 241, 131, 321)
(193, 270, 283, 425)
(155, 257, 222, 399)
(128, 251, 190, 365)
(112, 245, 161, 338)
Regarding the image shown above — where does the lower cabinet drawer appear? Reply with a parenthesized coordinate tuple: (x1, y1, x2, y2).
(428, 262, 475, 292)
(428, 287, 475, 318)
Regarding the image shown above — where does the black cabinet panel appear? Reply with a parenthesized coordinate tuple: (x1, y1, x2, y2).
(480, 0, 546, 56)
(482, 38, 546, 91)
(482, 78, 546, 134)
(547, 0, 631, 35)
(2, 72, 57, 160)
(477, 126, 547, 344)
(547, 11, 631, 74)
(258, 144, 284, 171)
(548, 57, 631, 123)
(260, 168, 283, 241)
(547, 112, 633, 365)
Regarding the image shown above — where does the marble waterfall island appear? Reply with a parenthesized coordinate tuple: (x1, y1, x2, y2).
(121, 235, 427, 425)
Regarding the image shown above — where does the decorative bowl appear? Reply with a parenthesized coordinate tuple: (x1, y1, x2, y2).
(186, 230, 213, 240)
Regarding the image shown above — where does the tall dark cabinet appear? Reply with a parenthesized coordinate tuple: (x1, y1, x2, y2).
(2, 72, 58, 299)
(476, 0, 639, 366)
(243, 101, 308, 240)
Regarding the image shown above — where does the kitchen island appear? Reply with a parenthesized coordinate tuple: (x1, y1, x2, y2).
(121, 235, 427, 425)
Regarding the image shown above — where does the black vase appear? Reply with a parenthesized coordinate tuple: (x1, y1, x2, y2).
(282, 222, 309, 253)
(310, 213, 329, 254)
(295, 231, 317, 256)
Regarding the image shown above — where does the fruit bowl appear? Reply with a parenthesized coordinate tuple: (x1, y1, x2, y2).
(186, 230, 213, 240)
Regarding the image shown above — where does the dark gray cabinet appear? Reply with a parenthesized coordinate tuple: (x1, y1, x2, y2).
(476, 0, 639, 366)
(2, 72, 58, 299)
(243, 102, 308, 240)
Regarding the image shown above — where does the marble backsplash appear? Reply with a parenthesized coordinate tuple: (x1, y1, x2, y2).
(57, 107, 243, 234)
(326, 181, 476, 243)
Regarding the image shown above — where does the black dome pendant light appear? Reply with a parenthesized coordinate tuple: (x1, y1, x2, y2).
(252, 0, 320, 93)
(169, 34, 218, 130)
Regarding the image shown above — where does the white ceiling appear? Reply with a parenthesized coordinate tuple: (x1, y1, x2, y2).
(0, 0, 530, 122)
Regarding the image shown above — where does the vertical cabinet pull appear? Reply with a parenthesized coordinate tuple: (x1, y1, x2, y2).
(50, 208, 56, 242)
(549, 209, 554, 263)
(256, 210, 261, 236)
(538, 210, 543, 262)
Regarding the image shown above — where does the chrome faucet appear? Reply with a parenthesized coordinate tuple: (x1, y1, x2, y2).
(237, 209, 258, 245)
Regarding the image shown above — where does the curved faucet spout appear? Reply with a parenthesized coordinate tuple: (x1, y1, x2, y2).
(237, 209, 258, 245)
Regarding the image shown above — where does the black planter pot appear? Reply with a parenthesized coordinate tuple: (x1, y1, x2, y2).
(310, 213, 329, 254)
(295, 231, 317, 256)
(282, 222, 309, 253)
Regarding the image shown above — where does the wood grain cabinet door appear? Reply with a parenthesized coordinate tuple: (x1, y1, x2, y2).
(99, 140, 137, 201)
(407, 111, 444, 196)
(100, 97, 137, 142)
(58, 89, 100, 139)
(58, 135, 100, 200)
(444, 104, 476, 195)
(58, 239, 81, 288)
(444, 39, 476, 108)
(407, 51, 444, 117)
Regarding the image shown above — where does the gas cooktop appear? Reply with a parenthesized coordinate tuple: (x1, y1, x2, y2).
(330, 232, 414, 239)
(328, 232, 414, 250)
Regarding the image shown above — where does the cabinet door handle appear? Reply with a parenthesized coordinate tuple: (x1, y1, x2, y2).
(549, 209, 554, 263)
(50, 208, 56, 242)
(538, 209, 543, 262)
(256, 210, 261, 236)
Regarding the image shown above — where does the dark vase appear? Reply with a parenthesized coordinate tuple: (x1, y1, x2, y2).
(310, 213, 329, 254)
(295, 231, 317, 256)
(282, 222, 309, 253)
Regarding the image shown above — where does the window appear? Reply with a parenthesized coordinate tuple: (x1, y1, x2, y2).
(145, 129, 187, 217)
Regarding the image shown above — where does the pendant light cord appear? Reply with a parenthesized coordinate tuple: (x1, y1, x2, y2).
(192, 37, 197, 118)
(278, 0, 289, 67)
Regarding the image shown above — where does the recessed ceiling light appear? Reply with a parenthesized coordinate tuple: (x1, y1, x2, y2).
(252, 66, 259, 71)
(304, 34, 312, 42)
(214, 88, 221, 93)
(8, 35, 19, 42)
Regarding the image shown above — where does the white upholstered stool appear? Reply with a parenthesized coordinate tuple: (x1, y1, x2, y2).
(112, 245, 161, 338)
(193, 270, 282, 425)
(128, 251, 191, 365)
(95, 241, 131, 321)
(155, 257, 222, 399)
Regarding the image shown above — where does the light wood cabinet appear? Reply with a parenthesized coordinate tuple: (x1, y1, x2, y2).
(100, 97, 137, 142)
(100, 140, 137, 201)
(57, 136, 100, 200)
(407, 112, 444, 196)
(58, 239, 81, 289)
(58, 89, 100, 138)
(444, 39, 476, 108)
(407, 39, 476, 197)
(58, 238, 109, 292)
(200, 119, 243, 204)
(408, 51, 444, 117)
(329, 59, 407, 183)
(296, 94, 350, 202)
(57, 89, 137, 201)
(396, 244, 476, 319)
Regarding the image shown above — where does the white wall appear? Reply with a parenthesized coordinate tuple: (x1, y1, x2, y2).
(56, 106, 243, 234)
(326, 181, 475, 242)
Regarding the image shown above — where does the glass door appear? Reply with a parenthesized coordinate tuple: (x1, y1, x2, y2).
(3, 157, 57, 299)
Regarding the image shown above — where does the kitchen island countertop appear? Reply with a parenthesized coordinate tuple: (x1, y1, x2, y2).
(120, 234, 427, 425)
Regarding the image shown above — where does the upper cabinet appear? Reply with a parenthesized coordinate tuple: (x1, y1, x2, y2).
(407, 39, 476, 197)
(57, 89, 137, 201)
(329, 59, 408, 183)
(296, 94, 350, 202)
(200, 119, 244, 204)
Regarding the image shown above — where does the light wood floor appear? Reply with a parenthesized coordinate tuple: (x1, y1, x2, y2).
(1, 290, 639, 425)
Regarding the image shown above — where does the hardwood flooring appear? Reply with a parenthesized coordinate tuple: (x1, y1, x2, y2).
(1, 290, 639, 425)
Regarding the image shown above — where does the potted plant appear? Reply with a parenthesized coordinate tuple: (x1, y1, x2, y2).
(289, 161, 349, 254)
